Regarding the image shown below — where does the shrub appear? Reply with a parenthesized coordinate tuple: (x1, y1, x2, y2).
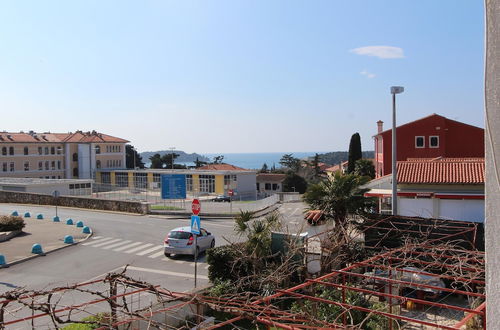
(0, 215, 25, 232)
(62, 313, 111, 329)
(206, 243, 252, 283)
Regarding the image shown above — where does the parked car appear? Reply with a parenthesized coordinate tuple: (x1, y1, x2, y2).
(213, 195, 231, 202)
(164, 226, 215, 257)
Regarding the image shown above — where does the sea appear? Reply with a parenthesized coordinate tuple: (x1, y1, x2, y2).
(188, 152, 326, 170)
(144, 152, 327, 170)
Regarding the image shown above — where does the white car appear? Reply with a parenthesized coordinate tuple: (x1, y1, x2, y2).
(164, 226, 215, 257)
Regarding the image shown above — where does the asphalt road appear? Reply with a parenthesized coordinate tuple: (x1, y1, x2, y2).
(0, 202, 320, 296)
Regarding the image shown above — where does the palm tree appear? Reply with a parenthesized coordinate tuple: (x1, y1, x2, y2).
(234, 211, 281, 258)
(303, 171, 373, 228)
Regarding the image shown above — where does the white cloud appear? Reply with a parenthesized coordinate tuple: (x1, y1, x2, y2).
(350, 46, 404, 59)
(360, 70, 376, 79)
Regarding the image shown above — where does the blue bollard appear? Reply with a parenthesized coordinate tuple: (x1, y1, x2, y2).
(36, 213, 44, 220)
(64, 235, 74, 244)
(53, 216, 60, 222)
(0, 254, 6, 266)
(82, 226, 91, 234)
(24, 212, 31, 218)
(11, 211, 18, 216)
(76, 221, 84, 228)
(31, 243, 43, 254)
(66, 219, 74, 225)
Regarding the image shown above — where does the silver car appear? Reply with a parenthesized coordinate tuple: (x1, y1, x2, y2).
(164, 226, 215, 257)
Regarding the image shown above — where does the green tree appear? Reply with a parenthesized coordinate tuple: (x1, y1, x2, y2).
(162, 152, 179, 168)
(194, 157, 207, 168)
(234, 211, 281, 258)
(149, 153, 164, 169)
(347, 133, 362, 173)
(279, 154, 301, 173)
(125, 145, 144, 169)
(303, 172, 373, 228)
(212, 155, 225, 164)
(260, 163, 269, 173)
(282, 173, 308, 194)
(311, 153, 322, 178)
(354, 159, 375, 179)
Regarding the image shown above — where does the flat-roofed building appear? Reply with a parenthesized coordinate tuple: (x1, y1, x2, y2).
(0, 130, 128, 179)
(0, 177, 94, 196)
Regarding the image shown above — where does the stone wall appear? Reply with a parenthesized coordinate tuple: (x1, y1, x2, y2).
(0, 191, 149, 214)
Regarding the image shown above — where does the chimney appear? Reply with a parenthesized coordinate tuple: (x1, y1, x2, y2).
(377, 120, 384, 133)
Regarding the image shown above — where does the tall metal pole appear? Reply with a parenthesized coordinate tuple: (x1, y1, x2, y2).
(391, 93, 398, 215)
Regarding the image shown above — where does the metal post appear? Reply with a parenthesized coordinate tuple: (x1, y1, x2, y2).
(194, 235, 198, 288)
(391, 93, 397, 215)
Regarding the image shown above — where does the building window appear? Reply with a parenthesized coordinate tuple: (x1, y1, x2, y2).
(115, 173, 129, 187)
(256, 183, 260, 191)
(73, 168, 79, 177)
(57, 147, 62, 155)
(38, 161, 43, 170)
(272, 183, 278, 191)
(265, 183, 271, 190)
(2, 163, 7, 172)
(415, 136, 425, 148)
(186, 174, 193, 192)
(45, 147, 49, 155)
(51, 147, 55, 155)
(2, 147, 7, 155)
(9, 147, 14, 155)
(10, 162, 14, 171)
(38, 147, 43, 155)
(101, 172, 111, 184)
(96, 160, 101, 169)
(199, 175, 215, 193)
(73, 153, 78, 162)
(429, 136, 439, 148)
(133, 173, 147, 189)
(51, 161, 55, 170)
(57, 160, 61, 170)
(24, 146, 29, 155)
(24, 161, 29, 171)
(45, 161, 49, 170)
(95, 145, 101, 154)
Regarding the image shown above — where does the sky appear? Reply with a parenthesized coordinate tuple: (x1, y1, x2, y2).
(0, 1, 485, 153)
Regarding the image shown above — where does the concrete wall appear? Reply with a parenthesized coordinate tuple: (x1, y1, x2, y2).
(236, 172, 257, 199)
(398, 197, 484, 222)
(0, 191, 149, 214)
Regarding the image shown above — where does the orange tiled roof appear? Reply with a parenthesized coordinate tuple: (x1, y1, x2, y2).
(397, 158, 484, 184)
(0, 131, 128, 143)
(196, 163, 249, 171)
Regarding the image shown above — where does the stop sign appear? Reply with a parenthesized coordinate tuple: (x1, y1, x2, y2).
(192, 199, 201, 215)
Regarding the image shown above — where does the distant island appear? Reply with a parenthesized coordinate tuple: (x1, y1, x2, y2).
(316, 151, 375, 165)
(140, 150, 210, 163)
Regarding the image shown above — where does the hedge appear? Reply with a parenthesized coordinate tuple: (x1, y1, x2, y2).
(0, 215, 25, 232)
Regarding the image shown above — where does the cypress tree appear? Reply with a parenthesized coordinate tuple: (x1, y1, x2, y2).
(347, 133, 362, 173)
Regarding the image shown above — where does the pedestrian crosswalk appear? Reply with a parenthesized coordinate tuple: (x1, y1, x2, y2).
(81, 236, 209, 269)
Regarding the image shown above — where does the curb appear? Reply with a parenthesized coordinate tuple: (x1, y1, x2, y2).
(2, 229, 94, 268)
(0, 202, 148, 217)
(149, 204, 281, 219)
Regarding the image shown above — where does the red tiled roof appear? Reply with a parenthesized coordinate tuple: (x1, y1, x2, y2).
(257, 173, 286, 182)
(397, 158, 484, 184)
(0, 131, 128, 143)
(196, 163, 249, 171)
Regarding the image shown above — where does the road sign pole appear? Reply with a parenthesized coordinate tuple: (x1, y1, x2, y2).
(194, 235, 198, 288)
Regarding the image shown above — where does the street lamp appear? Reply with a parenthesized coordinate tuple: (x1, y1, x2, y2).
(169, 147, 175, 170)
(390, 86, 404, 215)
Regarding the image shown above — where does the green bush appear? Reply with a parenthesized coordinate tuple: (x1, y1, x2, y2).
(0, 215, 25, 232)
(62, 313, 111, 329)
(206, 243, 252, 283)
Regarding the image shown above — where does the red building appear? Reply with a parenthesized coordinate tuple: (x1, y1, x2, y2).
(374, 114, 484, 178)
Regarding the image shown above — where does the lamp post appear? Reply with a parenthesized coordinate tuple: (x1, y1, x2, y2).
(390, 86, 404, 215)
(170, 147, 175, 170)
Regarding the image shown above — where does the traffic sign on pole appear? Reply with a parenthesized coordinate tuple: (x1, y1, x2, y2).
(192, 199, 201, 215)
(190, 215, 201, 235)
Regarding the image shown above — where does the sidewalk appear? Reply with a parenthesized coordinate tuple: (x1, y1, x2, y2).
(0, 215, 90, 267)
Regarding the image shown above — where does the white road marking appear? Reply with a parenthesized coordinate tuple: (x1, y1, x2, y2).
(136, 245, 164, 256)
(174, 260, 184, 264)
(124, 243, 154, 254)
(148, 250, 166, 258)
(81, 237, 115, 246)
(113, 241, 143, 252)
(102, 240, 132, 250)
(92, 236, 102, 240)
(92, 238, 122, 248)
(125, 266, 209, 280)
